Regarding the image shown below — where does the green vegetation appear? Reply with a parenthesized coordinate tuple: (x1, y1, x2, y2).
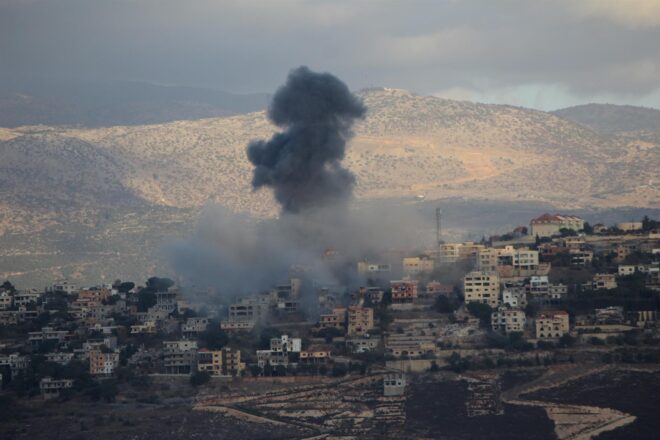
(466, 302, 492, 327)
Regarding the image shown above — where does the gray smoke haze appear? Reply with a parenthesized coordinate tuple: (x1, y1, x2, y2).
(247, 66, 366, 213)
(169, 203, 431, 302)
(171, 68, 430, 308)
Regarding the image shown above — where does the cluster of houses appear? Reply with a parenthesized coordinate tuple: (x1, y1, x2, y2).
(0, 213, 658, 399)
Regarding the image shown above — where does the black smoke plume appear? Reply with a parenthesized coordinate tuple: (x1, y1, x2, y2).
(247, 66, 366, 213)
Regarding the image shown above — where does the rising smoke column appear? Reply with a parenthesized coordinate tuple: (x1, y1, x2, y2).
(247, 66, 366, 212)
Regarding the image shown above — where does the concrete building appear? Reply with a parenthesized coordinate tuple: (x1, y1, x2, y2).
(535, 311, 570, 340)
(346, 337, 379, 353)
(384, 373, 406, 396)
(0, 353, 30, 374)
(0, 290, 12, 310)
(618, 265, 636, 276)
(220, 320, 255, 331)
(299, 345, 332, 365)
(49, 281, 77, 294)
(229, 296, 270, 322)
(589, 273, 618, 290)
(270, 334, 301, 353)
(402, 256, 435, 277)
(130, 321, 157, 334)
(347, 305, 374, 337)
(531, 214, 584, 238)
(13, 290, 42, 308)
(529, 276, 550, 296)
(89, 350, 119, 375)
(617, 222, 643, 231)
(46, 352, 74, 365)
(40, 377, 73, 399)
(357, 261, 392, 278)
(439, 242, 485, 264)
(319, 307, 347, 330)
(256, 335, 302, 369)
(502, 286, 527, 308)
(570, 249, 593, 267)
(463, 271, 500, 308)
(391, 280, 418, 304)
(28, 327, 70, 348)
(359, 287, 385, 304)
(196, 348, 245, 376)
(182, 317, 210, 338)
(491, 305, 526, 334)
(163, 340, 198, 375)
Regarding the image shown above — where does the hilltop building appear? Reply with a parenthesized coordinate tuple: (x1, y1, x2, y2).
(531, 214, 584, 238)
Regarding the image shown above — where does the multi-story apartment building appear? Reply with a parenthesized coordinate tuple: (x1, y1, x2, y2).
(491, 305, 526, 334)
(535, 311, 570, 340)
(402, 256, 435, 277)
(299, 345, 332, 365)
(270, 334, 301, 353)
(570, 249, 594, 267)
(256, 335, 302, 368)
(163, 340, 198, 374)
(182, 317, 210, 338)
(28, 327, 70, 348)
(13, 290, 42, 308)
(502, 286, 527, 308)
(196, 347, 245, 376)
(0, 290, 13, 310)
(529, 276, 550, 296)
(89, 350, 119, 375)
(463, 271, 500, 308)
(347, 305, 374, 337)
(390, 280, 418, 304)
(319, 307, 346, 330)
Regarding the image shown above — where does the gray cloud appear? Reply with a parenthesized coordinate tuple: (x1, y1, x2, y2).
(1, 0, 660, 109)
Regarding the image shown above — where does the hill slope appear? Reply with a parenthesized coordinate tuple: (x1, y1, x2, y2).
(553, 103, 660, 135)
(0, 78, 269, 127)
(0, 88, 658, 287)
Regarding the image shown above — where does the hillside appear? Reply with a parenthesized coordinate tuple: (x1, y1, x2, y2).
(553, 103, 660, 136)
(0, 88, 658, 286)
(0, 78, 269, 128)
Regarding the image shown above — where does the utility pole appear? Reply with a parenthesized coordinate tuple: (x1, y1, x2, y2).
(435, 207, 444, 251)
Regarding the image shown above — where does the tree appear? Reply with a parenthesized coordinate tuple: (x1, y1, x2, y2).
(199, 326, 229, 350)
(331, 364, 347, 377)
(190, 371, 211, 386)
(582, 222, 594, 235)
(117, 282, 135, 293)
(137, 290, 157, 312)
(641, 216, 658, 232)
(557, 334, 576, 348)
(433, 295, 459, 313)
(1, 281, 16, 292)
(466, 302, 493, 327)
(446, 352, 471, 373)
(146, 277, 174, 292)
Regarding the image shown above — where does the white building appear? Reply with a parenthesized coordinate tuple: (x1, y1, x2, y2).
(529, 276, 550, 296)
(502, 287, 527, 308)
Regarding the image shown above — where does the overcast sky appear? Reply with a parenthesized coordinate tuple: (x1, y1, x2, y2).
(2, 0, 660, 110)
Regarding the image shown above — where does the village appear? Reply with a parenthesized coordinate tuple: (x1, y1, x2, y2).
(1, 213, 659, 437)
